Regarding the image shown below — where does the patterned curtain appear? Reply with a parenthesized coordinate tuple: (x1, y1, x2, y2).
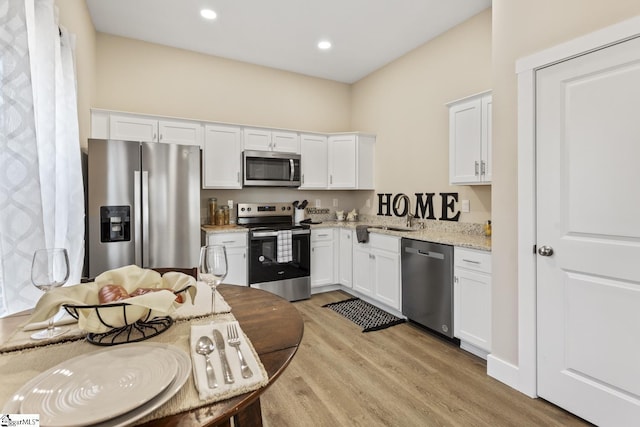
(0, 0, 84, 316)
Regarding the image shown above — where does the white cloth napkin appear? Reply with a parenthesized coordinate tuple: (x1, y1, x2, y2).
(22, 309, 77, 331)
(277, 230, 292, 263)
(190, 321, 267, 401)
(174, 281, 231, 318)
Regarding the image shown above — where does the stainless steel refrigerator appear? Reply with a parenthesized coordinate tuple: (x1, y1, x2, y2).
(87, 139, 200, 277)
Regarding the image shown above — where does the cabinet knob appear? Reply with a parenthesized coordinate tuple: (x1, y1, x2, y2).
(475, 161, 479, 176)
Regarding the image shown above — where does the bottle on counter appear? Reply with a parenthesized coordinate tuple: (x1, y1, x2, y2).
(208, 198, 217, 225)
(485, 220, 492, 237)
(222, 205, 230, 225)
(227, 200, 236, 224)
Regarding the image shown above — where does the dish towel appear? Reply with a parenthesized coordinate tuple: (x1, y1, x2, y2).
(277, 230, 293, 263)
(190, 321, 268, 401)
(356, 225, 370, 243)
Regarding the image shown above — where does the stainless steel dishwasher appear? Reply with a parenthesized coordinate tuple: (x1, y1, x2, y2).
(401, 239, 454, 338)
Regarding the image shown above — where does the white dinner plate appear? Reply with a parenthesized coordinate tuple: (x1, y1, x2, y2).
(3, 344, 191, 427)
(9, 344, 178, 427)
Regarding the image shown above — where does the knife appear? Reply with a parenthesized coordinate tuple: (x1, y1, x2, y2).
(213, 329, 234, 384)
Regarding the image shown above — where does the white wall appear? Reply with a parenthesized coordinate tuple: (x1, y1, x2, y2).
(352, 10, 492, 224)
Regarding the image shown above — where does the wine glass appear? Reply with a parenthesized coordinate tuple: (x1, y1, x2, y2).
(198, 245, 227, 313)
(30, 248, 70, 340)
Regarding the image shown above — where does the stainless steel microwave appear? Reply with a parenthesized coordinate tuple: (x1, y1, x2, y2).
(243, 150, 301, 187)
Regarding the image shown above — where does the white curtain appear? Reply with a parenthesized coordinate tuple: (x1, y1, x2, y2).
(0, 0, 84, 316)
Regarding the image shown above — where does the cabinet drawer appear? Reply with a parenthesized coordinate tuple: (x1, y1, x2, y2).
(207, 232, 247, 248)
(455, 247, 491, 274)
(311, 229, 334, 242)
(368, 233, 400, 253)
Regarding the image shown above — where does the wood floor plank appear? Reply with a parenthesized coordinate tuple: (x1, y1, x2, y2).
(261, 291, 591, 427)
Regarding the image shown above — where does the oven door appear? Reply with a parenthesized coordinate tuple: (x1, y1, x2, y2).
(248, 230, 310, 284)
(243, 150, 301, 187)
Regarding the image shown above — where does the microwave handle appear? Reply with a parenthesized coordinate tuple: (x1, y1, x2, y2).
(290, 158, 295, 182)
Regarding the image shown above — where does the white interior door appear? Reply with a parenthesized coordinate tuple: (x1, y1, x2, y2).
(536, 36, 640, 426)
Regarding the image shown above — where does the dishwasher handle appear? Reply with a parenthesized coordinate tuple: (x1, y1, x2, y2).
(404, 246, 445, 260)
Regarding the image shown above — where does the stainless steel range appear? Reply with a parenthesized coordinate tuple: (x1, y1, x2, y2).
(237, 202, 310, 301)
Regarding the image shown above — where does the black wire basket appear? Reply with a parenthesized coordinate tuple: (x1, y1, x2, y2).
(63, 286, 191, 346)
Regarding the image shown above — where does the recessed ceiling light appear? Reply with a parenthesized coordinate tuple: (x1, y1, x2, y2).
(317, 40, 332, 50)
(200, 9, 217, 20)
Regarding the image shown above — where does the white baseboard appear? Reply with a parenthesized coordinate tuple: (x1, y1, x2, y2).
(460, 341, 489, 360)
(487, 354, 522, 393)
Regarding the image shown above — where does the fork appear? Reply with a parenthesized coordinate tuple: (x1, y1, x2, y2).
(227, 323, 253, 378)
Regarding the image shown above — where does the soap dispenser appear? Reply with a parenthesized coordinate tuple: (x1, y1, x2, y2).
(484, 220, 492, 237)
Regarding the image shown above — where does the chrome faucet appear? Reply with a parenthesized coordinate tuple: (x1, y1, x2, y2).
(395, 194, 414, 228)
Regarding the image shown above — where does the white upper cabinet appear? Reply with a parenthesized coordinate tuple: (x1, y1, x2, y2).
(202, 124, 243, 189)
(158, 120, 203, 148)
(243, 128, 299, 153)
(327, 134, 375, 190)
(272, 131, 300, 153)
(300, 134, 328, 189)
(447, 91, 492, 185)
(92, 111, 203, 148)
(109, 114, 158, 142)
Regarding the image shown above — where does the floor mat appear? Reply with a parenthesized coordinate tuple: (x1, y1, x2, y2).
(322, 297, 405, 332)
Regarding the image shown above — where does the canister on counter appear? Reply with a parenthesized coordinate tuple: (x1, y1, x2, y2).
(215, 207, 225, 225)
(208, 198, 217, 225)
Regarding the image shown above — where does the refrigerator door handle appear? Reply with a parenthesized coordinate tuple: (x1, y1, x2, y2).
(134, 170, 143, 266)
(142, 170, 150, 267)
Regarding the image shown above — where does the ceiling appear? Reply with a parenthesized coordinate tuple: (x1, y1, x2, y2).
(85, 0, 491, 84)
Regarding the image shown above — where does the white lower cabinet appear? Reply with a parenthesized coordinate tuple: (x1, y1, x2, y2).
(352, 234, 401, 311)
(338, 229, 353, 288)
(205, 232, 248, 286)
(310, 229, 335, 288)
(454, 247, 491, 358)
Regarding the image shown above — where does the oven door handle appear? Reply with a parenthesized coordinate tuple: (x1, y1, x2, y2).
(252, 231, 278, 238)
(251, 229, 310, 238)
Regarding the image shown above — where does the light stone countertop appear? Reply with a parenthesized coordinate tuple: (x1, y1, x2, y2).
(201, 224, 247, 233)
(201, 220, 491, 252)
(311, 220, 491, 252)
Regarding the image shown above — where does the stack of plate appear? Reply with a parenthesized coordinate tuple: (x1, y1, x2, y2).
(2, 343, 190, 427)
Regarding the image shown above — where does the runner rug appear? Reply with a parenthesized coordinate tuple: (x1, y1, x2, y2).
(322, 297, 405, 332)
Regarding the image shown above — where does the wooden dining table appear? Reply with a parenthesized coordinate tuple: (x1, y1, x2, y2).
(0, 284, 304, 427)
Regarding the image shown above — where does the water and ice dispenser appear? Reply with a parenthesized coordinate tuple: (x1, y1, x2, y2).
(100, 206, 131, 242)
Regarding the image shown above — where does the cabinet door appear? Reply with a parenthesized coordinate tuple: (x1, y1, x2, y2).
(352, 244, 373, 296)
(202, 125, 242, 189)
(225, 247, 248, 286)
(449, 98, 482, 185)
(481, 95, 492, 183)
(373, 249, 400, 310)
(339, 229, 353, 288)
(300, 134, 328, 189)
(311, 240, 334, 287)
(110, 114, 158, 142)
(454, 269, 491, 352)
(159, 120, 203, 148)
(243, 128, 272, 151)
(328, 135, 356, 189)
(206, 232, 248, 286)
(272, 131, 299, 153)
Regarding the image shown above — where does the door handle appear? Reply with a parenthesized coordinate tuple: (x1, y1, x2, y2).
(538, 245, 554, 256)
(475, 161, 479, 176)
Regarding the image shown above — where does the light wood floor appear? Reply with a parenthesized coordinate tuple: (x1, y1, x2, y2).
(261, 290, 591, 427)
